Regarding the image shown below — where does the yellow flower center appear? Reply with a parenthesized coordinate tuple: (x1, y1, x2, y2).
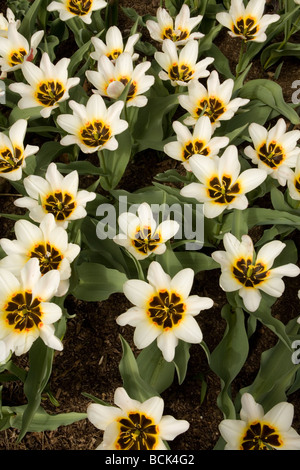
(9, 48, 27, 66)
(79, 120, 111, 148)
(240, 421, 283, 450)
(257, 141, 285, 169)
(116, 412, 158, 450)
(196, 96, 226, 124)
(232, 16, 259, 40)
(4, 291, 43, 332)
(116, 76, 137, 101)
(132, 225, 161, 255)
(207, 175, 240, 204)
(233, 258, 269, 287)
(67, 0, 92, 15)
(35, 80, 65, 107)
(147, 290, 185, 330)
(182, 140, 210, 161)
(169, 62, 194, 83)
(0, 146, 23, 174)
(162, 26, 189, 42)
(43, 191, 77, 222)
(294, 175, 300, 194)
(29, 242, 63, 275)
(106, 49, 122, 60)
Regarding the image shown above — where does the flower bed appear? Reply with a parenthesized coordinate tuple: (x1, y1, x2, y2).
(0, 0, 300, 451)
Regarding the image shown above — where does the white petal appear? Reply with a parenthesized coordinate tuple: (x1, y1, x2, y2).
(175, 315, 203, 343)
(170, 268, 194, 299)
(87, 403, 121, 431)
(123, 279, 155, 307)
(147, 261, 171, 292)
(239, 286, 262, 312)
(159, 415, 190, 441)
(240, 392, 264, 422)
(157, 330, 178, 362)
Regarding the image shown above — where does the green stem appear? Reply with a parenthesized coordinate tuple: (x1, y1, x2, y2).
(235, 40, 247, 78)
(231, 209, 245, 240)
(126, 250, 145, 281)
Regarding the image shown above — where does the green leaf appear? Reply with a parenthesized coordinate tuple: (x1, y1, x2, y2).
(173, 341, 191, 385)
(261, 42, 300, 69)
(8, 106, 44, 126)
(210, 304, 249, 419)
(18, 339, 55, 441)
(18, 0, 46, 37)
(238, 317, 300, 412)
(34, 141, 72, 176)
(119, 336, 159, 402)
(3, 405, 86, 432)
(239, 79, 300, 124)
(72, 262, 128, 301)
(137, 341, 175, 394)
(100, 126, 133, 191)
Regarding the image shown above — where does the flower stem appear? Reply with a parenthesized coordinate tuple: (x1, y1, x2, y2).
(235, 40, 247, 78)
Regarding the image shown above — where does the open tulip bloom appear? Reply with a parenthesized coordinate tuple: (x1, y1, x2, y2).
(14, 162, 96, 228)
(57, 94, 128, 154)
(0, 8, 20, 38)
(9, 52, 80, 118)
(244, 118, 300, 186)
(116, 261, 214, 362)
(287, 155, 300, 201)
(211, 233, 300, 312)
(0, 23, 44, 75)
(0, 258, 63, 362)
(0, 119, 39, 182)
(216, 0, 280, 43)
(219, 392, 300, 450)
(0, 213, 80, 297)
(86, 52, 154, 108)
(146, 4, 204, 46)
(178, 71, 249, 127)
(154, 39, 214, 87)
(113, 202, 179, 260)
(87, 386, 190, 450)
(164, 115, 229, 171)
(47, 0, 107, 24)
(90, 26, 139, 62)
(180, 145, 267, 219)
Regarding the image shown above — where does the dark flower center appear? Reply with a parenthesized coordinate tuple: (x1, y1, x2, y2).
(169, 63, 194, 83)
(232, 17, 259, 40)
(183, 140, 210, 161)
(207, 175, 240, 204)
(0, 146, 23, 173)
(162, 27, 189, 42)
(257, 141, 285, 169)
(147, 290, 185, 329)
(36, 80, 65, 107)
(30, 242, 63, 275)
(5, 291, 42, 332)
(80, 120, 111, 148)
(116, 412, 158, 450)
(43, 191, 76, 222)
(9, 48, 27, 66)
(132, 226, 161, 255)
(67, 0, 92, 15)
(241, 421, 282, 450)
(196, 97, 226, 124)
(233, 258, 269, 288)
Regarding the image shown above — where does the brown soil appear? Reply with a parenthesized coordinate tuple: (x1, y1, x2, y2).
(0, 0, 300, 452)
